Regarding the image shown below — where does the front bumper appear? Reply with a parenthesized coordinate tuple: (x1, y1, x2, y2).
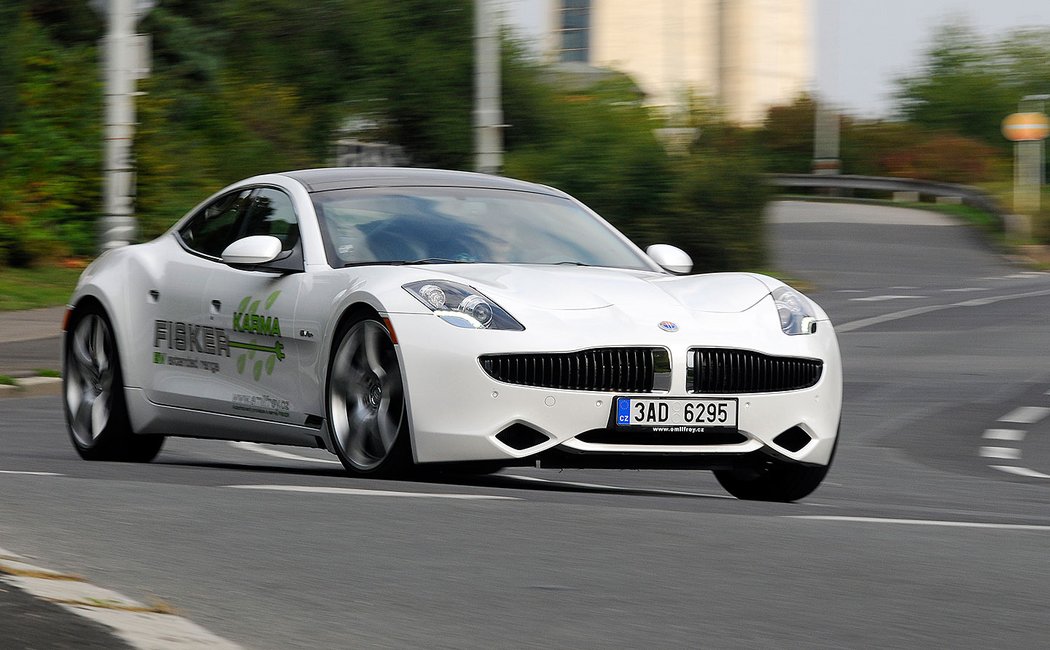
(391, 303, 842, 468)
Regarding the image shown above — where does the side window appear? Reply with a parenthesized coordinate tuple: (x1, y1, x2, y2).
(178, 190, 252, 257)
(241, 188, 300, 252)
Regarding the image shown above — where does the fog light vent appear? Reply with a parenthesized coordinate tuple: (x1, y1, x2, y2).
(773, 426, 812, 453)
(496, 424, 549, 451)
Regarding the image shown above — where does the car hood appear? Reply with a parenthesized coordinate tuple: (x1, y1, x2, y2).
(434, 265, 773, 314)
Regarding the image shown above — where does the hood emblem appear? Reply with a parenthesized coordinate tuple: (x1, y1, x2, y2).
(658, 321, 679, 332)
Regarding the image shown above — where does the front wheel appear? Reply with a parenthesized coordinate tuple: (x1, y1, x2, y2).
(63, 306, 164, 462)
(326, 318, 410, 477)
(714, 458, 830, 502)
(714, 433, 837, 503)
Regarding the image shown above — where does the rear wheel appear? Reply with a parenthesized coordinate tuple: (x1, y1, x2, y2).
(326, 317, 409, 477)
(64, 306, 164, 462)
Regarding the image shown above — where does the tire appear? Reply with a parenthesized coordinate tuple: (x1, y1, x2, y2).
(326, 317, 410, 477)
(63, 306, 164, 462)
(714, 436, 837, 502)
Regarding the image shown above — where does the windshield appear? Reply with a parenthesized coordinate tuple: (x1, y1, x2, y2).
(311, 187, 654, 270)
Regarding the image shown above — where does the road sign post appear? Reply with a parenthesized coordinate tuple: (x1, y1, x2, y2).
(1003, 107, 1050, 216)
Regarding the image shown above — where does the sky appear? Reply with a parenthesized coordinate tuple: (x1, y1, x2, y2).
(501, 0, 1050, 118)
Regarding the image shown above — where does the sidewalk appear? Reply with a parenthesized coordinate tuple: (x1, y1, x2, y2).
(0, 306, 66, 398)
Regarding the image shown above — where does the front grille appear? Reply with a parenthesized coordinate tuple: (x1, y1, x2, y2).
(689, 348, 823, 394)
(480, 347, 667, 393)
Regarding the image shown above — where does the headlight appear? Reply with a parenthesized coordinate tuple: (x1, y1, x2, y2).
(404, 281, 524, 331)
(772, 286, 817, 335)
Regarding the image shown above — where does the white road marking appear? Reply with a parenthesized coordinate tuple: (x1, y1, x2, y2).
(0, 470, 62, 476)
(835, 289, 867, 294)
(890, 286, 919, 290)
(501, 474, 734, 499)
(979, 447, 1021, 460)
(837, 287, 1050, 333)
(790, 516, 1050, 531)
(999, 406, 1050, 424)
(983, 429, 1026, 441)
(942, 287, 989, 293)
(837, 305, 946, 332)
(228, 441, 341, 465)
(849, 295, 926, 302)
(990, 465, 1050, 479)
(227, 484, 520, 500)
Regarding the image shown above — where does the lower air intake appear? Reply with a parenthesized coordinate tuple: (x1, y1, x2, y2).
(773, 426, 812, 452)
(576, 429, 747, 446)
(495, 424, 549, 451)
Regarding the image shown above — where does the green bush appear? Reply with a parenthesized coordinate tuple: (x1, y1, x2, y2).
(664, 152, 769, 272)
(0, 15, 100, 266)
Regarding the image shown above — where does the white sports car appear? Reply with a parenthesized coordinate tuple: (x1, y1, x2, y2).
(63, 168, 841, 501)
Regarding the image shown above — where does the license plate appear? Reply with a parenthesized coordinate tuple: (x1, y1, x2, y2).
(615, 397, 738, 428)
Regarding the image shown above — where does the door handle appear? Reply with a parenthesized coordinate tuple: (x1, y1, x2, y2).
(210, 299, 222, 313)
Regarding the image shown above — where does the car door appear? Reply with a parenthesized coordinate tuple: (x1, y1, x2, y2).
(147, 189, 252, 410)
(198, 187, 311, 426)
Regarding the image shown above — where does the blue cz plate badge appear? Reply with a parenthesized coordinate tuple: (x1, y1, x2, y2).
(615, 397, 738, 429)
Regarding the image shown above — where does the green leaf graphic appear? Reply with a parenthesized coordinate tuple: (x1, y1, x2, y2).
(265, 355, 276, 375)
(237, 355, 246, 374)
(253, 360, 263, 381)
(249, 300, 260, 314)
(265, 290, 281, 309)
(238, 295, 252, 313)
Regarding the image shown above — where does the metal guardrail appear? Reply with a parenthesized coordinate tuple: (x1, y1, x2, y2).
(768, 173, 1005, 220)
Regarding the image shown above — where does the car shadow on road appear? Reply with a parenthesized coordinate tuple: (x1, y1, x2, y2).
(154, 455, 733, 499)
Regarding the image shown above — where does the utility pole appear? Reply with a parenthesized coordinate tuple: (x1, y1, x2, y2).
(98, 0, 152, 252)
(474, 0, 503, 175)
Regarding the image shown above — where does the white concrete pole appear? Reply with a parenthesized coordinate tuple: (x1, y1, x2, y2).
(474, 0, 503, 175)
(101, 0, 138, 251)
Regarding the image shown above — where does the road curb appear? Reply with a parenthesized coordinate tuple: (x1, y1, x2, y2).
(0, 376, 62, 399)
(0, 547, 240, 649)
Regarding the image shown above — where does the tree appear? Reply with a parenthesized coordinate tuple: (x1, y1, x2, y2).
(896, 22, 1050, 147)
(504, 76, 674, 250)
(758, 94, 816, 174)
(0, 16, 101, 265)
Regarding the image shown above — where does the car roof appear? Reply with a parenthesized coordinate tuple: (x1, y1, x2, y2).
(280, 167, 566, 196)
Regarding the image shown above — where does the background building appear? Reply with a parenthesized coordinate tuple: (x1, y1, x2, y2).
(548, 0, 812, 124)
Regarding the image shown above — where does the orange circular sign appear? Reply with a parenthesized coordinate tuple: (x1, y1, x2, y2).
(1002, 112, 1050, 141)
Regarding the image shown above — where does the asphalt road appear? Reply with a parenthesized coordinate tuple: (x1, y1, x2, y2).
(3, 200, 1050, 648)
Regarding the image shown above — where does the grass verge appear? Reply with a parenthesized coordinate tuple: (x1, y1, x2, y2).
(0, 266, 82, 311)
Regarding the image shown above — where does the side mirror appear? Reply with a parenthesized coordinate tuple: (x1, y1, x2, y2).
(646, 244, 692, 274)
(221, 235, 283, 266)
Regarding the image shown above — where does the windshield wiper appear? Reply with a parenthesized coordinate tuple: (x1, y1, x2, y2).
(552, 261, 592, 267)
(342, 258, 472, 268)
(405, 258, 473, 265)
